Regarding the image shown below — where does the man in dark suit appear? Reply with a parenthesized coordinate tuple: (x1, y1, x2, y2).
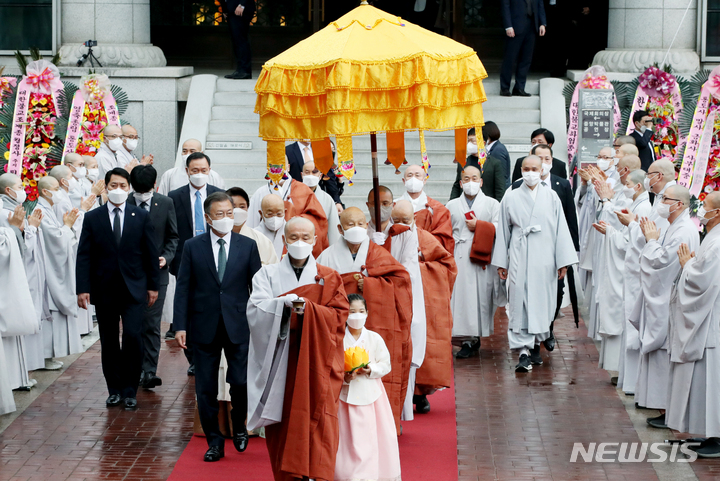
(221, 0, 255, 79)
(500, 0, 546, 96)
(511, 144, 579, 350)
(168, 152, 224, 374)
(629, 110, 656, 171)
(174, 192, 262, 462)
(129, 165, 179, 390)
(450, 127, 505, 202)
(482, 121, 513, 188)
(77, 167, 160, 411)
(285, 140, 311, 182)
(511, 128, 567, 182)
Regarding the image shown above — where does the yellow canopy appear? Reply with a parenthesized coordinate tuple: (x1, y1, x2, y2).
(254, 3, 488, 141)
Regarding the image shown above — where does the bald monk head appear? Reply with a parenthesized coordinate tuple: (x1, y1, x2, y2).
(38, 176, 60, 205)
(366, 185, 394, 223)
(182, 138, 203, 158)
(301, 161, 322, 190)
(121, 124, 139, 152)
(102, 124, 123, 152)
(459, 165, 482, 198)
(391, 199, 414, 226)
(701, 191, 720, 231)
(624, 169, 647, 200)
(617, 154, 641, 183)
(662, 185, 690, 222)
(259, 193, 286, 232)
(283, 216, 316, 262)
(646, 159, 676, 195)
(402, 165, 427, 196)
(0, 173, 23, 202)
(49, 165, 73, 193)
(617, 144, 639, 159)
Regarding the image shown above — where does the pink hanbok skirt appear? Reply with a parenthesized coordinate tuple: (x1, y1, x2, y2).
(334, 383, 401, 481)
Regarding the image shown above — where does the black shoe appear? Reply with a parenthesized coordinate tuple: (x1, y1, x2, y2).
(542, 332, 555, 352)
(123, 397, 138, 411)
(515, 354, 532, 372)
(500, 89, 511, 97)
(187, 364, 196, 376)
(512, 89, 532, 97)
(689, 438, 720, 458)
(529, 346, 543, 365)
(611, 376, 618, 386)
(164, 330, 175, 340)
(141, 373, 162, 390)
(106, 394, 122, 407)
(647, 413, 667, 428)
(224, 71, 251, 80)
(204, 445, 225, 462)
(455, 339, 481, 359)
(233, 430, 249, 453)
(413, 394, 431, 414)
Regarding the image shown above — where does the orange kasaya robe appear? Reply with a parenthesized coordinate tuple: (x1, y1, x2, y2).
(339, 242, 413, 433)
(283, 179, 329, 258)
(265, 264, 349, 481)
(414, 195, 455, 254)
(414, 228, 458, 394)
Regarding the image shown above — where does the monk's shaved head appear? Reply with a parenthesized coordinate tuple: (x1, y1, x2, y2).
(652, 159, 676, 177)
(616, 135, 636, 147)
(628, 169, 646, 188)
(403, 164, 426, 179)
(261, 193, 285, 211)
(619, 144, 639, 156)
(618, 154, 641, 171)
(38, 175, 59, 194)
(0, 173, 22, 192)
(64, 153, 83, 166)
(182, 138, 203, 153)
(522, 155, 542, 169)
(122, 124, 137, 136)
(705, 191, 720, 210)
(391, 200, 414, 225)
(367, 185, 393, 203)
(284, 216, 315, 237)
(84, 155, 98, 169)
(339, 206, 367, 230)
(665, 185, 690, 206)
(103, 124, 121, 137)
(462, 165, 481, 177)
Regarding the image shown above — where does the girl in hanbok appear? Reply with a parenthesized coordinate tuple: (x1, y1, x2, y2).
(335, 294, 401, 481)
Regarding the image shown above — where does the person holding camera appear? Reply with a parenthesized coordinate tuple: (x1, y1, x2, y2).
(630, 110, 656, 171)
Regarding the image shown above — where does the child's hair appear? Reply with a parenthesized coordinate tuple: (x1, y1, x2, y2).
(347, 293, 367, 310)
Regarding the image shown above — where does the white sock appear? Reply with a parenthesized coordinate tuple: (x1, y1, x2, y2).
(520, 347, 530, 357)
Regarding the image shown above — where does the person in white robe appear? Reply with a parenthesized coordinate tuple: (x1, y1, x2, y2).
(389, 200, 426, 422)
(366, 185, 395, 243)
(253, 193, 286, 258)
(666, 192, 720, 457)
(629, 185, 699, 429)
(447, 165, 501, 359)
(594, 169, 652, 392)
(301, 161, 340, 245)
(64, 153, 95, 210)
(157, 139, 226, 195)
(96, 125, 128, 179)
(0, 226, 38, 414)
(492, 156, 577, 372)
(228, 187, 278, 266)
(33, 176, 83, 363)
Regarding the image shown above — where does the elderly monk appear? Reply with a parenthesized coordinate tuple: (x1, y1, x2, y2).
(317, 207, 413, 432)
(254, 194, 287, 259)
(667, 192, 720, 458)
(630, 185, 699, 429)
(399, 164, 454, 253)
(247, 217, 348, 481)
(366, 185, 395, 243)
(247, 175, 329, 258)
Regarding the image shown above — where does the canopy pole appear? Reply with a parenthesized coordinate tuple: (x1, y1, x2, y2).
(370, 133, 382, 231)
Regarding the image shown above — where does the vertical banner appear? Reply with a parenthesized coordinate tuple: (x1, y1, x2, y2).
(311, 137, 334, 175)
(336, 135, 355, 184)
(266, 140, 286, 189)
(455, 128, 468, 167)
(386, 131, 405, 171)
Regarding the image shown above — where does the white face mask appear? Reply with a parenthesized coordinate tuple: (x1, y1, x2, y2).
(347, 313, 367, 330)
(597, 159, 612, 171)
(107, 188, 129, 205)
(698, 206, 718, 225)
(462, 181, 481, 196)
(52, 188, 69, 204)
(263, 215, 284, 232)
(72, 167, 87, 179)
(233, 208, 248, 226)
(210, 216, 234, 235)
(541, 162, 552, 177)
(639, 125, 649, 134)
(656, 201, 674, 219)
(125, 138, 138, 151)
(67, 177, 80, 192)
(343, 226, 368, 244)
(404, 177, 424, 194)
(523, 171, 541, 187)
(466, 141, 478, 156)
(380, 205, 393, 222)
(189, 172, 208, 187)
(622, 185, 637, 198)
(133, 191, 153, 204)
(87, 168, 99, 182)
(108, 138, 123, 151)
(12, 188, 26, 204)
(302, 174, 320, 188)
(286, 240, 314, 260)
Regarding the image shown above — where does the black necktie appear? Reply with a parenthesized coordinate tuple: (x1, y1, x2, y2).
(526, 0, 533, 17)
(113, 207, 122, 245)
(141, 201, 149, 212)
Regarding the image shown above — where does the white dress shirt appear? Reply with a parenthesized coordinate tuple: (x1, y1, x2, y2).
(210, 229, 231, 270)
(190, 184, 208, 234)
(108, 201, 126, 235)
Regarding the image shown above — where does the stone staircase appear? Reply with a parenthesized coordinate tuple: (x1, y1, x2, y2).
(202, 77, 540, 210)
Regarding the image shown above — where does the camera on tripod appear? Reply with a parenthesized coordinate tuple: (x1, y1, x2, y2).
(83, 40, 97, 48)
(77, 40, 102, 68)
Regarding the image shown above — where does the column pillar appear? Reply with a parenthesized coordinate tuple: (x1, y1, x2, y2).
(592, 0, 700, 73)
(58, 0, 166, 68)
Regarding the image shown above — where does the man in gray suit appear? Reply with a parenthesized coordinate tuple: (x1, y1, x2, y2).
(129, 165, 179, 389)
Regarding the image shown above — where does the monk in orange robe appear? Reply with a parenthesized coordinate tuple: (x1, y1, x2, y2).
(317, 207, 413, 432)
(283, 179, 329, 258)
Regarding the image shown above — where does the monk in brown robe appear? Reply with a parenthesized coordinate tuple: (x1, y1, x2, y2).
(283, 179, 330, 258)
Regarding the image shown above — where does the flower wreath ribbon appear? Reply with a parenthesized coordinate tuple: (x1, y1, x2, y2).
(7, 60, 63, 175)
(567, 66, 621, 166)
(61, 74, 121, 162)
(678, 65, 720, 196)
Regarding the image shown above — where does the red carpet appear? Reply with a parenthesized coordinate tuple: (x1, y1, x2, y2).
(168, 379, 458, 481)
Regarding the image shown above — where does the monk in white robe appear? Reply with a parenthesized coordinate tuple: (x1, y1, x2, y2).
(447, 165, 501, 358)
(301, 161, 341, 245)
(33, 176, 83, 361)
(493, 156, 578, 372)
(629, 185, 699, 428)
(254, 194, 287, 258)
(247, 218, 348, 481)
(228, 187, 278, 266)
(666, 192, 720, 457)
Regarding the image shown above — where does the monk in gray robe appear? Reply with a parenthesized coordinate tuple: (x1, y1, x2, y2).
(493, 156, 578, 372)
(666, 191, 720, 457)
(630, 185, 699, 429)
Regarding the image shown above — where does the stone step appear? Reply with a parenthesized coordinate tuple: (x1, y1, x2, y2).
(482, 79, 539, 95)
(213, 91, 258, 107)
(215, 78, 258, 93)
(211, 106, 261, 120)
